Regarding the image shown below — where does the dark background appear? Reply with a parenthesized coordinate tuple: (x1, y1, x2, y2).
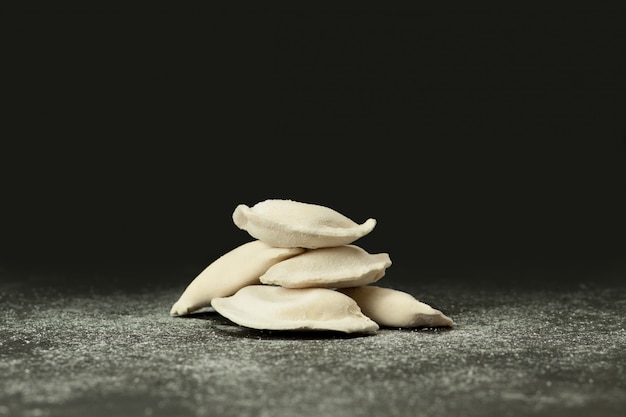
(2, 6, 625, 277)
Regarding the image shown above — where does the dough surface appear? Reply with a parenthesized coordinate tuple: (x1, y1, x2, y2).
(170, 240, 305, 316)
(232, 199, 376, 249)
(260, 245, 392, 289)
(212, 285, 379, 333)
(339, 286, 454, 328)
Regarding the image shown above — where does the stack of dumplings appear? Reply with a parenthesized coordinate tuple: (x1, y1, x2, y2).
(170, 199, 454, 334)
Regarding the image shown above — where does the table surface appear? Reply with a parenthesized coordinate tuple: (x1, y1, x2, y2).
(1, 260, 625, 417)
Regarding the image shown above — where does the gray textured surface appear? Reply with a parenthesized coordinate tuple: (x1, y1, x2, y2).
(1, 262, 625, 417)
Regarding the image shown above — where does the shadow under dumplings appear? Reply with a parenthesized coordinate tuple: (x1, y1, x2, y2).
(211, 320, 378, 340)
(177, 312, 220, 320)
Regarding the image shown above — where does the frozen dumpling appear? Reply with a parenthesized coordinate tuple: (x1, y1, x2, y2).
(260, 245, 391, 289)
(339, 286, 454, 328)
(212, 285, 379, 333)
(232, 199, 376, 249)
(170, 240, 305, 316)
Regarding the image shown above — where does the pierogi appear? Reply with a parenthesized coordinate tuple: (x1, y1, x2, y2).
(232, 199, 376, 249)
(170, 240, 305, 317)
(339, 286, 454, 328)
(212, 285, 379, 333)
(260, 244, 391, 289)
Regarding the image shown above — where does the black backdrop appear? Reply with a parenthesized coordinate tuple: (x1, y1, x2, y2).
(3, 6, 625, 276)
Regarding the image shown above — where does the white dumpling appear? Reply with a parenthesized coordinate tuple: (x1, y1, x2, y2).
(212, 285, 379, 333)
(259, 245, 391, 289)
(232, 199, 377, 249)
(169, 240, 305, 316)
(339, 286, 454, 328)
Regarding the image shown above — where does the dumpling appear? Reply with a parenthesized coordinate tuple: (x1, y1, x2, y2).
(212, 285, 379, 333)
(339, 286, 454, 328)
(232, 199, 376, 249)
(169, 240, 305, 316)
(259, 245, 391, 289)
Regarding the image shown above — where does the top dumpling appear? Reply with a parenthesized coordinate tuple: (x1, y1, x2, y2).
(232, 199, 377, 249)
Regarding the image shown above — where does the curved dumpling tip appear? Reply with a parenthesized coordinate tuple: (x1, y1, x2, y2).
(259, 244, 392, 289)
(339, 286, 454, 328)
(170, 300, 191, 317)
(169, 240, 305, 317)
(232, 199, 376, 249)
(212, 285, 379, 333)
